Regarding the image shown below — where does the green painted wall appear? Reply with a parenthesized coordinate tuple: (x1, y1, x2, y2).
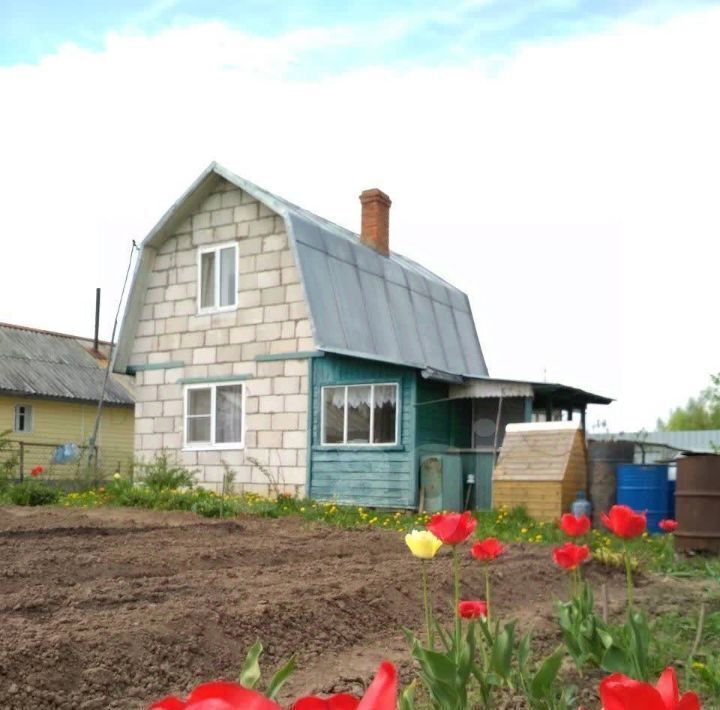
(415, 379, 450, 447)
(308, 355, 501, 510)
(309, 354, 417, 507)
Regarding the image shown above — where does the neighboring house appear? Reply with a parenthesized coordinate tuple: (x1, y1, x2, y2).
(114, 162, 610, 508)
(0, 323, 135, 477)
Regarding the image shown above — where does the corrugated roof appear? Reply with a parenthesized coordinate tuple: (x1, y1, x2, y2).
(591, 430, 720, 453)
(286, 210, 487, 376)
(115, 162, 488, 377)
(0, 323, 135, 405)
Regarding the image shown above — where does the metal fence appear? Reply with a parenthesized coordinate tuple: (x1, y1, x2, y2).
(1, 439, 133, 485)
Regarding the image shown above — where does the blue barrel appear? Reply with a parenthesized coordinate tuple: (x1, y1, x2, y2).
(617, 464, 670, 533)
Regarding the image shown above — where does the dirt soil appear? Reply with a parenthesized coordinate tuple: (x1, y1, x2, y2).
(0, 506, 700, 709)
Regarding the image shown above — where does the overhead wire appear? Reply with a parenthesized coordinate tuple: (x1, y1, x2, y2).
(85, 240, 139, 475)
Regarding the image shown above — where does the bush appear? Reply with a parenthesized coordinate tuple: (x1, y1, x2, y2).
(0, 429, 18, 494)
(135, 451, 197, 492)
(9, 481, 60, 506)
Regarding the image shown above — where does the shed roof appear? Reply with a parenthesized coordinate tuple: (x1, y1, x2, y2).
(448, 376, 612, 406)
(0, 323, 135, 405)
(493, 422, 586, 481)
(114, 163, 488, 377)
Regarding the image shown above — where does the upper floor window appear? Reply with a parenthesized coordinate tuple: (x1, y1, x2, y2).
(321, 383, 398, 446)
(184, 382, 244, 449)
(197, 242, 238, 313)
(14, 404, 33, 433)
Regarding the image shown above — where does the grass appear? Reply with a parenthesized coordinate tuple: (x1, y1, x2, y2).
(651, 604, 720, 702)
(2, 472, 716, 581)
(44, 482, 716, 580)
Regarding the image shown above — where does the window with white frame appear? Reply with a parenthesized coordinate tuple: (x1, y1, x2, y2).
(184, 383, 244, 448)
(322, 383, 398, 446)
(197, 242, 238, 313)
(13, 404, 33, 433)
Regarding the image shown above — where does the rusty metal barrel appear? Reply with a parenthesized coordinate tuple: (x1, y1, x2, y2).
(587, 440, 635, 528)
(675, 454, 720, 553)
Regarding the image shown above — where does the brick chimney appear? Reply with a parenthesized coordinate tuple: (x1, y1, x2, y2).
(359, 188, 391, 256)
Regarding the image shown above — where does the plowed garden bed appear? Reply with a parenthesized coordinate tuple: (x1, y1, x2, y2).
(0, 506, 708, 709)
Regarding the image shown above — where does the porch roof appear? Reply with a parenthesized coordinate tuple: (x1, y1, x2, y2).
(448, 376, 612, 408)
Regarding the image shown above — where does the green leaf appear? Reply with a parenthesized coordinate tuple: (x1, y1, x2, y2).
(411, 645, 464, 707)
(398, 681, 417, 710)
(457, 622, 477, 684)
(601, 644, 632, 674)
(518, 632, 531, 672)
(413, 646, 458, 686)
(490, 621, 516, 679)
(433, 618, 453, 652)
(239, 640, 264, 689)
(598, 628, 614, 649)
(530, 646, 564, 699)
(628, 610, 651, 680)
(478, 616, 495, 646)
(265, 656, 296, 699)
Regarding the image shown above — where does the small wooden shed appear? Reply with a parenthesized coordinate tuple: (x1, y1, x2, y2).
(493, 422, 587, 521)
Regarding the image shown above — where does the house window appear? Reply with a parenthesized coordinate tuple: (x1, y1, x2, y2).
(13, 405, 33, 433)
(184, 383, 244, 449)
(321, 383, 398, 446)
(197, 242, 238, 313)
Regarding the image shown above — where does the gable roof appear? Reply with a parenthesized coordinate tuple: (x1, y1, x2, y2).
(114, 162, 488, 378)
(0, 322, 135, 405)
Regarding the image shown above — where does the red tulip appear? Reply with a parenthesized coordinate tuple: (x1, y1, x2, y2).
(148, 681, 281, 709)
(149, 662, 396, 710)
(291, 694, 359, 709)
(355, 660, 396, 709)
(427, 512, 477, 545)
(659, 519, 678, 533)
(30, 465, 43, 478)
(560, 513, 591, 537)
(552, 542, 590, 570)
(458, 600, 488, 619)
(599, 667, 701, 710)
(601, 505, 646, 539)
(291, 662, 396, 710)
(470, 537, 506, 562)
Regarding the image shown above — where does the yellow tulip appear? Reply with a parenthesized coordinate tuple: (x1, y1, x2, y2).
(405, 530, 443, 559)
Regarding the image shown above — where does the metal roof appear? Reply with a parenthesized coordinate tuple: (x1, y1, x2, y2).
(115, 162, 488, 377)
(0, 323, 135, 405)
(591, 430, 720, 453)
(449, 376, 612, 406)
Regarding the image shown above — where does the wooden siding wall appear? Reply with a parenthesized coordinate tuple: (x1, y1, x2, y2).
(415, 379, 450, 447)
(0, 395, 134, 477)
(309, 354, 417, 508)
(416, 380, 471, 449)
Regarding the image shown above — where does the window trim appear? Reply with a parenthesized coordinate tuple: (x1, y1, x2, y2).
(196, 241, 239, 315)
(183, 381, 245, 451)
(13, 404, 33, 434)
(320, 382, 399, 448)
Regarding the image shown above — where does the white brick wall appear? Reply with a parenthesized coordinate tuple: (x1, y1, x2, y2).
(129, 179, 312, 496)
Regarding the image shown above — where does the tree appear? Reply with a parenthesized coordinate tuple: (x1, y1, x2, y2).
(657, 373, 720, 430)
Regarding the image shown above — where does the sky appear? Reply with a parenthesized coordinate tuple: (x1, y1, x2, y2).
(1, 0, 719, 432)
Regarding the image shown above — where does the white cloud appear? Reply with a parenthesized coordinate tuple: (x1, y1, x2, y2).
(1, 6, 719, 430)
